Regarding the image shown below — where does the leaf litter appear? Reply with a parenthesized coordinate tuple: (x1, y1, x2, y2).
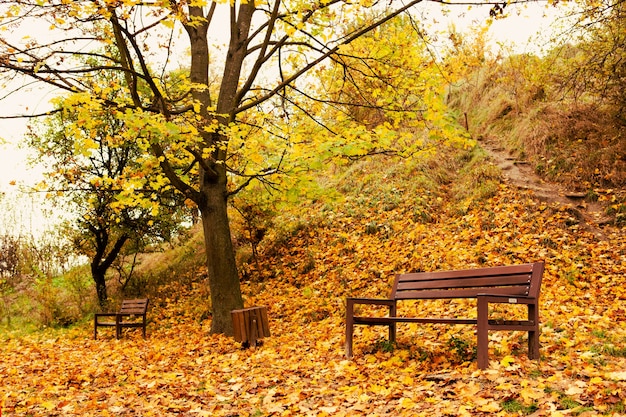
(2, 184, 626, 416)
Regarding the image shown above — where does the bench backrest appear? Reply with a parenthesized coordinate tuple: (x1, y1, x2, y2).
(390, 262, 544, 300)
(118, 298, 149, 315)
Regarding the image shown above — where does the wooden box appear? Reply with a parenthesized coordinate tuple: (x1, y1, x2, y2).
(231, 306, 270, 346)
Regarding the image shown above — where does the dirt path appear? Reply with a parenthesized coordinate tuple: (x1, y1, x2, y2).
(479, 137, 612, 239)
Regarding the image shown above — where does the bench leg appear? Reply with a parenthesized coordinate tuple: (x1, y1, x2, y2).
(389, 303, 397, 345)
(345, 303, 354, 358)
(527, 304, 540, 360)
(250, 318, 259, 348)
(345, 325, 354, 358)
(477, 297, 489, 369)
(115, 315, 121, 339)
(389, 323, 396, 344)
(528, 331, 540, 360)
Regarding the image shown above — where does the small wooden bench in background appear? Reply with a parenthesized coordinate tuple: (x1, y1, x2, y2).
(94, 298, 149, 339)
(232, 306, 270, 347)
(345, 262, 544, 369)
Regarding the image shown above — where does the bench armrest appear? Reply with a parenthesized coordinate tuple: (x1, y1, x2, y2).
(117, 312, 146, 318)
(346, 298, 397, 319)
(346, 297, 398, 358)
(477, 294, 537, 305)
(346, 297, 396, 307)
(346, 298, 397, 323)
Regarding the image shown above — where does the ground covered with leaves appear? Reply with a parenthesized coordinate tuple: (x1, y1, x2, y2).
(2, 180, 626, 416)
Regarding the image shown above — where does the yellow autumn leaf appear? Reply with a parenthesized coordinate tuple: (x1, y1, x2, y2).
(41, 401, 56, 410)
(590, 376, 604, 384)
(456, 405, 473, 417)
(500, 355, 515, 367)
(399, 397, 416, 409)
(477, 400, 500, 412)
(565, 385, 585, 396)
(520, 386, 545, 402)
(400, 375, 414, 385)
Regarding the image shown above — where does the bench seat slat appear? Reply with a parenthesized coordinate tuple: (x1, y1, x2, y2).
(397, 264, 535, 282)
(354, 316, 477, 325)
(353, 316, 536, 327)
(119, 309, 148, 315)
(487, 319, 535, 327)
(395, 285, 530, 300)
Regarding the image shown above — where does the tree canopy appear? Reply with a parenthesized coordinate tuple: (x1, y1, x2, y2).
(27, 79, 190, 307)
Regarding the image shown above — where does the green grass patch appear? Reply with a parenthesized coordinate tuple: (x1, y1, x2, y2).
(501, 399, 538, 414)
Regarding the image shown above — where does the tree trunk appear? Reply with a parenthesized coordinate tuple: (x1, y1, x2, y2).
(199, 173, 244, 335)
(90, 232, 127, 310)
(181, 4, 251, 335)
(92, 264, 108, 310)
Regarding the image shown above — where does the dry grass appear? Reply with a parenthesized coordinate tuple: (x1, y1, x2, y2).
(450, 58, 626, 191)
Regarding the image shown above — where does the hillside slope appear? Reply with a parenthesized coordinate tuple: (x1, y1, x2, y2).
(2, 149, 626, 416)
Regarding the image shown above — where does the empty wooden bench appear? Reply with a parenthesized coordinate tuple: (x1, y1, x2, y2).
(345, 262, 544, 369)
(94, 298, 149, 339)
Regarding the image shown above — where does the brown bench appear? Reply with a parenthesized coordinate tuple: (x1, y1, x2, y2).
(345, 262, 544, 369)
(94, 298, 149, 339)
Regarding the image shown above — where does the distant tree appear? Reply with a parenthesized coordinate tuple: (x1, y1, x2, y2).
(28, 86, 189, 308)
(550, 0, 625, 117)
(0, 233, 21, 326)
(0, 228, 71, 326)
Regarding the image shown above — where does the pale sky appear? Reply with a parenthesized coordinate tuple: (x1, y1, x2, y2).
(1, 79, 57, 191)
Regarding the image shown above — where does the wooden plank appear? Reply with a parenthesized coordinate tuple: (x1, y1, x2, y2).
(396, 263, 535, 282)
(354, 316, 477, 325)
(231, 306, 270, 344)
(395, 274, 531, 291)
(395, 285, 530, 300)
(243, 309, 251, 343)
(231, 310, 244, 342)
(259, 306, 270, 337)
(250, 306, 269, 338)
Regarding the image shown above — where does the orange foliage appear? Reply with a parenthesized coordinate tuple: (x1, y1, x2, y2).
(2, 185, 626, 416)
